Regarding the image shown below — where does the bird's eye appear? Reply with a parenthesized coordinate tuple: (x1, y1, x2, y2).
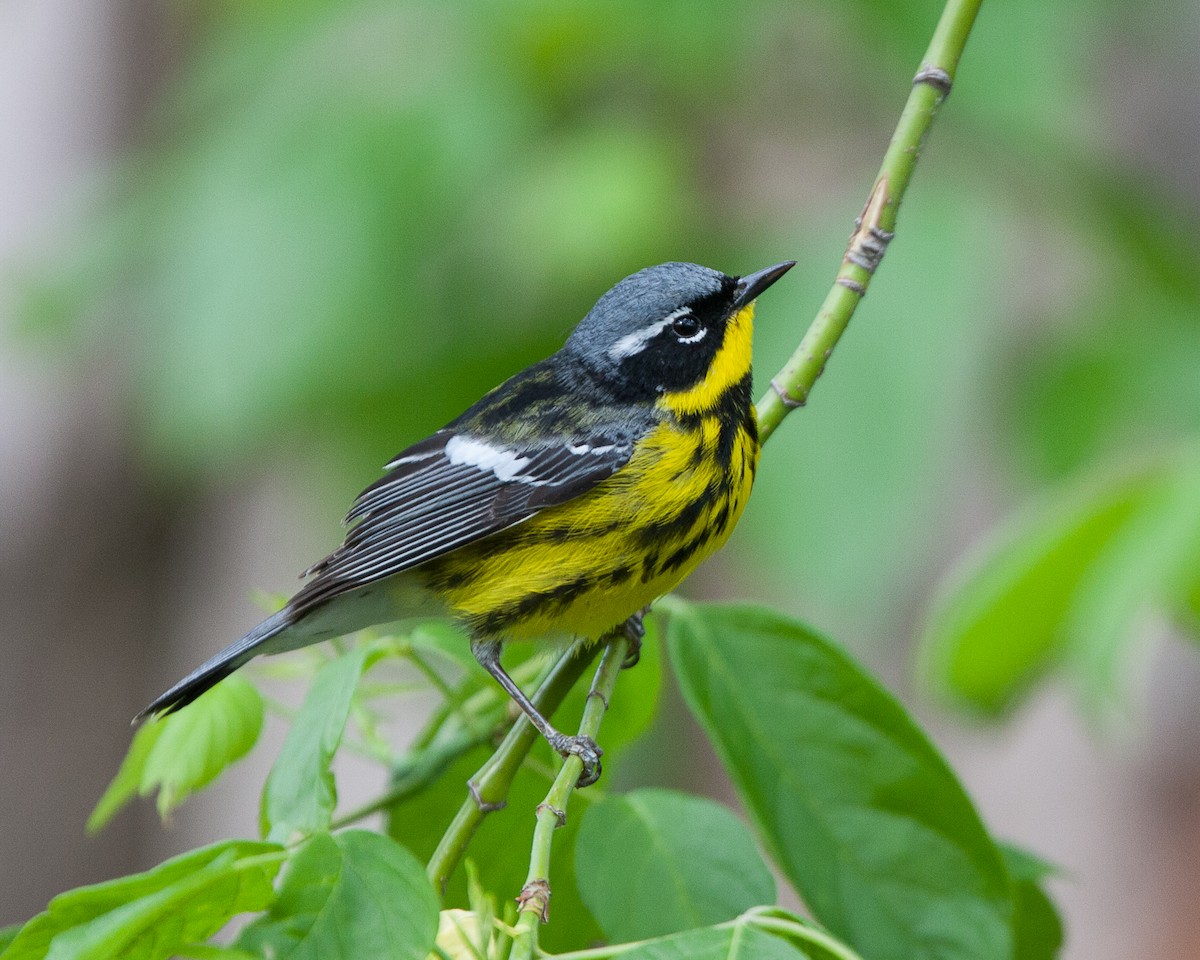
(671, 313, 703, 341)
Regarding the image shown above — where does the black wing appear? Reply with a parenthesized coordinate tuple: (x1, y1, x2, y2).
(290, 427, 634, 613)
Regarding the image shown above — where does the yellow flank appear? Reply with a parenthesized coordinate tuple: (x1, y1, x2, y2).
(420, 301, 759, 642)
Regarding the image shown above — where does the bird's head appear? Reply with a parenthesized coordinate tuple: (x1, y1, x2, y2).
(564, 260, 794, 408)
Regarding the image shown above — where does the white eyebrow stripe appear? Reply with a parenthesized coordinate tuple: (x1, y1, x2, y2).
(608, 307, 690, 360)
(445, 436, 532, 481)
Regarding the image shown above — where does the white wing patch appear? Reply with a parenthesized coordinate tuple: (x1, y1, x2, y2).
(445, 435, 621, 487)
(568, 442, 617, 455)
(608, 307, 690, 360)
(445, 436, 532, 481)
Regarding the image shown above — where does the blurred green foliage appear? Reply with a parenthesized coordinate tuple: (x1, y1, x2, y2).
(922, 454, 1200, 717)
(14, 0, 1200, 704)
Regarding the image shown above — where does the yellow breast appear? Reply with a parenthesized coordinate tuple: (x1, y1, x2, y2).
(422, 302, 760, 641)
(425, 415, 758, 641)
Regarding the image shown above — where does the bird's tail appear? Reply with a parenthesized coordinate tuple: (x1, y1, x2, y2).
(137, 578, 434, 723)
(135, 608, 294, 722)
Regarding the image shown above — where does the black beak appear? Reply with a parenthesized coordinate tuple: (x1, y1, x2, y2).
(732, 260, 796, 310)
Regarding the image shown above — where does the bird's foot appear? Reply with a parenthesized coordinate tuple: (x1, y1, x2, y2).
(548, 733, 603, 788)
(620, 609, 648, 669)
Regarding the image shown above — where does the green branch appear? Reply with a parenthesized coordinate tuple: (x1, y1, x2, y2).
(425, 641, 599, 891)
(755, 0, 984, 442)
(510, 637, 629, 960)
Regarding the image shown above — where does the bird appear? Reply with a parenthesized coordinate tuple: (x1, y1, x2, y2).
(139, 259, 795, 785)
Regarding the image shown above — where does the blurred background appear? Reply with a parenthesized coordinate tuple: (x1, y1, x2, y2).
(3, 0, 1200, 956)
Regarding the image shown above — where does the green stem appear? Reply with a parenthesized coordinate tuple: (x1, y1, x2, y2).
(539, 939, 653, 960)
(538, 911, 865, 960)
(755, 0, 984, 443)
(426, 642, 599, 891)
(510, 638, 628, 960)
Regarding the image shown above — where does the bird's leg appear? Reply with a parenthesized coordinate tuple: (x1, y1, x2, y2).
(470, 637, 603, 787)
(619, 608, 649, 669)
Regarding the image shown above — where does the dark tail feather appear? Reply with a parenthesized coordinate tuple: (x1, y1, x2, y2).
(135, 608, 293, 722)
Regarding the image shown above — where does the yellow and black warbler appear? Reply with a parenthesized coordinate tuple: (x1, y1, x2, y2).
(141, 260, 794, 783)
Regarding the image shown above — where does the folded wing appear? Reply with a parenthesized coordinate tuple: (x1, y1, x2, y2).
(291, 429, 634, 613)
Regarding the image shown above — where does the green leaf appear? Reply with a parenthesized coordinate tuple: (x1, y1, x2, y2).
(0, 927, 20, 953)
(1062, 459, 1200, 712)
(1002, 846, 1063, 960)
(998, 842, 1057, 882)
(149, 675, 263, 817)
(922, 455, 1200, 716)
(670, 602, 1013, 960)
(0, 839, 283, 960)
(261, 647, 373, 844)
(1010, 882, 1064, 960)
(236, 830, 438, 960)
(575, 789, 774, 942)
(920, 463, 1165, 715)
(87, 722, 164, 834)
(90, 675, 263, 831)
(616, 923, 812, 960)
(43, 855, 279, 960)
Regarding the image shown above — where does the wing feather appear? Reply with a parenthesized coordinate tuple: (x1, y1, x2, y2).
(292, 428, 634, 615)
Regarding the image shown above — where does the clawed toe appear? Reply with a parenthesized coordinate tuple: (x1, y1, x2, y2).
(549, 733, 604, 787)
(620, 610, 647, 669)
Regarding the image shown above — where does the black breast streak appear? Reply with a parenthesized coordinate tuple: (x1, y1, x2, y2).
(474, 562, 630, 635)
(711, 499, 731, 536)
(425, 565, 477, 593)
(665, 412, 710, 484)
(648, 372, 755, 547)
(640, 372, 757, 581)
(715, 407, 741, 467)
(633, 480, 712, 548)
(659, 529, 708, 576)
(606, 565, 633, 587)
